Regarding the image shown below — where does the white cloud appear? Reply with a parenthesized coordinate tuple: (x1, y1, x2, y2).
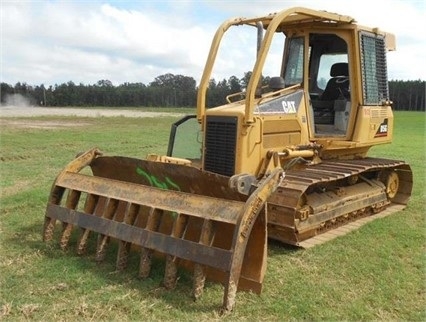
(1, 0, 424, 86)
(1, 1, 212, 85)
(204, 0, 426, 81)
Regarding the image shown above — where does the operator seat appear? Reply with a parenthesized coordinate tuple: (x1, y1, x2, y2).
(321, 62, 349, 101)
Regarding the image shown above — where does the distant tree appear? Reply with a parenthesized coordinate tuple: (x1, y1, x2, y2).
(241, 72, 252, 90)
(33, 84, 47, 106)
(149, 73, 196, 107)
(0, 82, 13, 104)
(228, 75, 242, 93)
(1, 78, 423, 110)
(206, 78, 230, 107)
(389, 80, 425, 111)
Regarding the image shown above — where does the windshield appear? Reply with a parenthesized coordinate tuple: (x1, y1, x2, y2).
(283, 37, 304, 86)
(167, 116, 201, 160)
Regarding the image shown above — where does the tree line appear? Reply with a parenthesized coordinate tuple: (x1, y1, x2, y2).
(1, 75, 424, 111)
(388, 80, 425, 111)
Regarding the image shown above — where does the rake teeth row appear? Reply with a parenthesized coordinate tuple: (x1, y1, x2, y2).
(43, 149, 283, 312)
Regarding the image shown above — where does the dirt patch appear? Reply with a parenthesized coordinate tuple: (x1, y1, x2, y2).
(0, 106, 184, 129)
(0, 180, 32, 199)
(0, 119, 89, 129)
(0, 106, 183, 118)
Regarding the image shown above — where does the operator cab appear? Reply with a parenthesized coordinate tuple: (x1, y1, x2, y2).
(307, 33, 351, 136)
(282, 32, 351, 137)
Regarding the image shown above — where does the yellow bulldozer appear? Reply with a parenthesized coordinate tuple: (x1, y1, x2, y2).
(43, 7, 412, 313)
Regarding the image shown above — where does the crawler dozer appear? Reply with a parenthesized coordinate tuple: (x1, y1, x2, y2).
(43, 7, 412, 312)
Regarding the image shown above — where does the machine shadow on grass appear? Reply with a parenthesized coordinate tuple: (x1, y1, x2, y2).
(8, 215, 299, 313)
(10, 221, 299, 314)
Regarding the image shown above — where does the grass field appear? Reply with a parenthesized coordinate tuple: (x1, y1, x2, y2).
(0, 110, 424, 321)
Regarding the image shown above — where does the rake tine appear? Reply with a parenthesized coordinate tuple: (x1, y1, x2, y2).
(163, 256, 178, 289)
(163, 213, 188, 289)
(43, 216, 56, 242)
(193, 264, 207, 301)
(116, 241, 132, 271)
(139, 248, 154, 279)
(193, 219, 214, 300)
(44, 185, 67, 242)
(77, 194, 98, 255)
(139, 207, 163, 278)
(60, 224, 74, 251)
(116, 204, 140, 271)
(95, 198, 119, 262)
(60, 190, 81, 250)
(77, 229, 91, 255)
(96, 235, 110, 262)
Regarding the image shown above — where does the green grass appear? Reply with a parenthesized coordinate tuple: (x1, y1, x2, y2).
(0, 111, 424, 321)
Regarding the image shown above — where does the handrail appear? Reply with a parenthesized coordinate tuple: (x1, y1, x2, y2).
(196, 18, 241, 123)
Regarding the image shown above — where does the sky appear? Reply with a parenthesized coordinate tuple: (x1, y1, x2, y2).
(1, 0, 425, 87)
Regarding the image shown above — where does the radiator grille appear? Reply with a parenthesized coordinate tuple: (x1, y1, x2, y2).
(360, 32, 389, 105)
(204, 116, 237, 176)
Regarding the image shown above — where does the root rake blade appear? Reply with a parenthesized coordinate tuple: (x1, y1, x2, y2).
(43, 148, 283, 312)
